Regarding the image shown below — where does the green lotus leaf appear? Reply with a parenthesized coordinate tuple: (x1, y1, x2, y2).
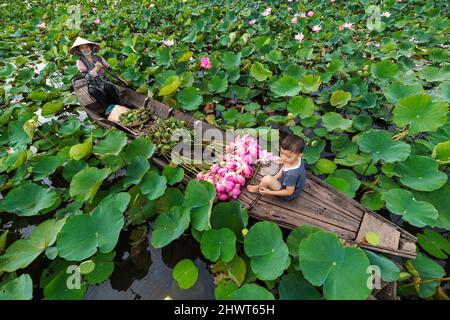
(69, 136, 92, 161)
(85, 252, 116, 285)
(69, 167, 111, 203)
(244, 221, 289, 280)
(371, 60, 398, 80)
(364, 250, 400, 282)
(211, 201, 248, 240)
(93, 130, 127, 158)
(432, 140, 450, 164)
(40, 259, 87, 300)
(270, 76, 300, 97)
(138, 170, 167, 201)
(200, 228, 236, 262)
(0, 274, 32, 300)
(250, 62, 272, 81)
(58, 119, 81, 137)
(172, 259, 198, 289)
(183, 180, 216, 231)
(392, 155, 447, 191)
(56, 193, 129, 261)
(322, 112, 352, 132)
(299, 231, 371, 300)
(0, 182, 58, 216)
(0, 219, 65, 272)
(361, 191, 385, 211)
(410, 253, 445, 298)
(41, 100, 64, 117)
(221, 51, 241, 70)
(357, 129, 411, 163)
(417, 229, 450, 260)
(330, 90, 352, 108)
(0, 63, 15, 79)
(381, 188, 438, 227)
(215, 280, 238, 300)
(287, 96, 315, 118)
(412, 185, 450, 231)
(287, 225, 322, 258)
(162, 165, 184, 185)
(383, 81, 424, 104)
(355, 93, 378, 109)
(79, 260, 95, 275)
(316, 158, 337, 174)
(208, 76, 228, 93)
(325, 169, 360, 198)
(158, 75, 181, 96)
(228, 284, 275, 300)
(417, 66, 450, 82)
(437, 82, 450, 102)
(352, 115, 373, 131)
(123, 156, 150, 188)
(299, 74, 321, 94)
(31, 155, 64, 181)
(302, 139, 325, 164)
(125, 136, 155, 163)
(156, 187, 184, 213)
(278, 272, 321, 300)
(176, 86, 203, 111)
(151, 205, 190, 248)
(392, 94, 448, 135)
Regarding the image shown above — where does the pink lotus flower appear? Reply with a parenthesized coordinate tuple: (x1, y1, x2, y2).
(312, 25, 322, 32)
(338, 25, 345, 31)
(37, 21, 46, 30)
(343, 22, 353, 29)
(331, 0, 336, 3)
(296, 12, 306, 18)
(162, 39, 174, 46)
(288, 7, 292, 12)
(262, 7, 272, 16)
(291, 17, 297, 24)
(225, 180, 235, 192)
(295, 33, 304, 42)
(94, 18, 100, 25)
(199, 56, 212, 69)
(307, 10, 314, 17)
(218, 193, 229, 201)
(249, 19, 256, 26)
(231, 188, 241, 199)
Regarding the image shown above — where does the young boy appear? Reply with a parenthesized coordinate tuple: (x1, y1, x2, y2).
(247, 135, 306, 201)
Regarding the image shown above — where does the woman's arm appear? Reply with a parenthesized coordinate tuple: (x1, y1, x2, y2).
(76, 59, 100, 81)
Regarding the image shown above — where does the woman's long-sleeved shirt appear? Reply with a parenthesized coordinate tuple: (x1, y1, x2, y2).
(76, 56, 111, 82)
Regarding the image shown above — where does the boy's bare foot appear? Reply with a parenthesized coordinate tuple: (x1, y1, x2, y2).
(246, 185, 260, 193)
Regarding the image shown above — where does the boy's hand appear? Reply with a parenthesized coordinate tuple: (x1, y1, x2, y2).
(258, 187, 271, 195)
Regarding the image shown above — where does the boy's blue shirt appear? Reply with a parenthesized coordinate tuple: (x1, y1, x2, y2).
(278, 157, 306, 201)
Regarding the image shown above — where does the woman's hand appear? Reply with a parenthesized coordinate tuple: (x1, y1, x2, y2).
(94, 61, 103, 70)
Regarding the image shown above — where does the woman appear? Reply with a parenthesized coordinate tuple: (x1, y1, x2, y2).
(70, 37, 126, 115)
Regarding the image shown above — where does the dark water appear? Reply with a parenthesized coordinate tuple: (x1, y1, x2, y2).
(84, 230, 215, 300)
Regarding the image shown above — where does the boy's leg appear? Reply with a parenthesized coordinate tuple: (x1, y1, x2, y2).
(260, 175, 282, 191)
(247, 175, 282, 193)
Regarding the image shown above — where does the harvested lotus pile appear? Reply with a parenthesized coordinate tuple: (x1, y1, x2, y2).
(118, 108, 151, 128)
(145, 117, 189, 155)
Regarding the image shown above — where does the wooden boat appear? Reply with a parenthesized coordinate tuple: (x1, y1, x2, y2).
(72, 77, 417, 259)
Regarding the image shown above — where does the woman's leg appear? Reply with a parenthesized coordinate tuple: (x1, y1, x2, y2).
(88, 86, 111, 108)
(103, 83, 121, 105)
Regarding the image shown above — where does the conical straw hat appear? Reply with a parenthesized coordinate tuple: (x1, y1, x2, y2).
(70, 37, 100, 55)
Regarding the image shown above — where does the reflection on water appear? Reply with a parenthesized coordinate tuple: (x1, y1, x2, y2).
(84, 232, 215, 300)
